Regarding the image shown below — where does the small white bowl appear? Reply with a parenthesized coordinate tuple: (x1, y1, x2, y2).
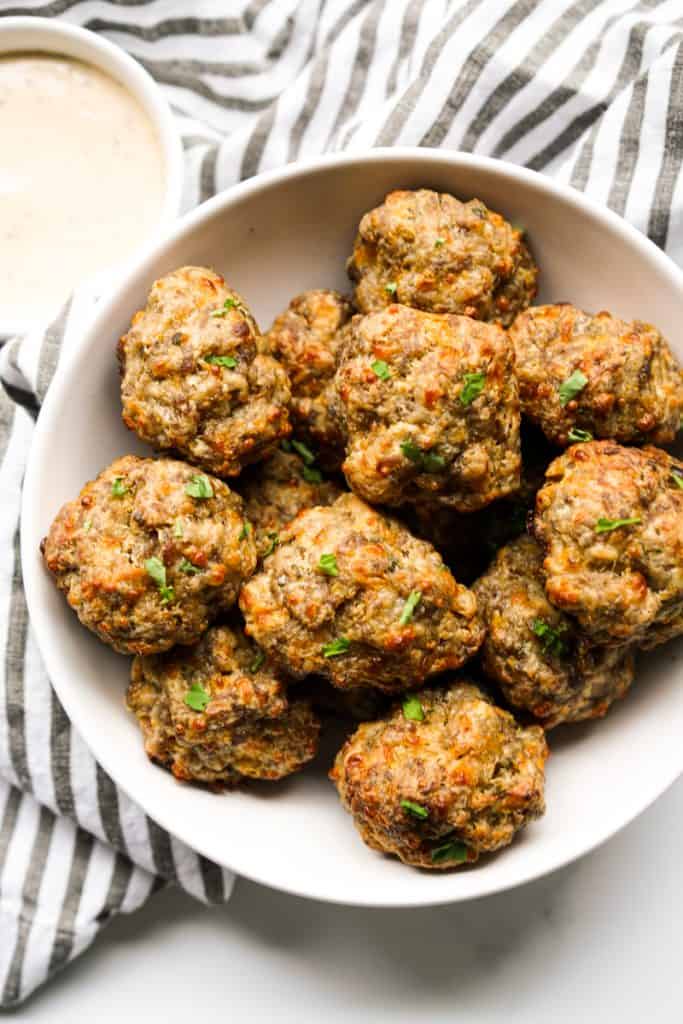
(21, 148, 683, 907)
(0, 17, 183, 338)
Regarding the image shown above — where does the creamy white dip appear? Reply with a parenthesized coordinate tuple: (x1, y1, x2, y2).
(0, 54, 166, 326)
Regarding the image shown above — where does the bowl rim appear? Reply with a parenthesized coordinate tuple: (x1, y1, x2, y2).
(21, 147, 683, 907)
(0, 16, 184, 339)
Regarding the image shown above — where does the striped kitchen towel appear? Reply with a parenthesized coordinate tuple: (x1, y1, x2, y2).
(2, 0, 683, 1007)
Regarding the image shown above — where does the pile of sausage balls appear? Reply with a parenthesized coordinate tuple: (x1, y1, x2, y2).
(42, 188, 683, 872)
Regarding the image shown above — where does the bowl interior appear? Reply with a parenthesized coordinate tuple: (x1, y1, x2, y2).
(22, 151, 683, 906)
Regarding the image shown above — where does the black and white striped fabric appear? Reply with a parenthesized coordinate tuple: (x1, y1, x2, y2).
(1, 0, 682, 1006)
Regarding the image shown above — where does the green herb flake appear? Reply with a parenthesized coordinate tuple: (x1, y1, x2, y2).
(111, 477, 128, 498)
(249, 650, 265, 673)
(145, 557, 175, 605)
(568, 427, 593, 443)
(322, 637, 350, 658)
(178, 558, 201, 575)
(185, 474, 214, 500)
(302, 465, 323, 483)
(400, 438, 423, 464)
(371, 359, 391, 381)
(83, 519, 92, 533)
(558, 369, 588, 407)
(459, 372, 486, 406)
(291, 439, 316, 465)
(400, 799, 428, 820)
(263, 532, 279, 557)
(434, 237, 445, 248)
(173, 520, 184, 538)
(531, 618, 567, 658)
(319, 553, 339, 577)
(595, 516, 642, 534)
(239, 520, 252, 541)
(671, 470, 683, 490)
(281, 439, 293, 452)
(385, 282, 398, 296)
(399, 589, 422, 626)
(402, 695, 424, 722)
(422, 452, 446, 473)
(184, 683, 211, 712)
(431, 840, 468, 864)
(205, 354, 237, 368)
(210, 297, 238, 318)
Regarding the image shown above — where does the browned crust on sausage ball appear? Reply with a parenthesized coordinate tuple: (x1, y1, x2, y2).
(510, 304, 683, 446)
(330, 680, 547, 868)
(533, 441, 683, 647)
(332, 305, 521, 510)
(347, 189, 538, 326)
(118, 266, 291, 477)
(41, 456, 257, 655)
(473, 535, 635, 727)
(239, 493, 484, 693)
(127, 623, 320, 786)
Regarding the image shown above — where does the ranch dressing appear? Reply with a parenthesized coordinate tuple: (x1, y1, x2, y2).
(0, 53, 166, 326)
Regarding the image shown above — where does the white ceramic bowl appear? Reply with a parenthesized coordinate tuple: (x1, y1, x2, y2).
(21, 148, 683, 907)
(0, 17, 184, 338)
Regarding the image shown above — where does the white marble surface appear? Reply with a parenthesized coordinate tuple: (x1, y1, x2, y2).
(14, 776, 683, 1022)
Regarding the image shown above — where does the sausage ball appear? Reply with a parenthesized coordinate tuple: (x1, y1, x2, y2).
(118, 266, 291, 477)
(127, 623, 320, 786)
(332, 305, 521, 510)
(473, 535, 635, 727)
(534, 441, 683, 647)
(41, 456, 257, 655)
(510, 304, 683, 447)
(330, 680, 547, 869)
(347, 189, 538, 327)
(239, 493, 484, 693)
(263, 290, 353, 469)
(237, 448, 343, 559)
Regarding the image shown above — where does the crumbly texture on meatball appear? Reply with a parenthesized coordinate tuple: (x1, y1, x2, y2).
(534, 441, 683, 647)
(473, 535, 635, 727)
(332, 305, 521, 510)
(510, 304, 683, 447)
(347, 189, 538, 327)
(263, 290, 353, 469)
(237, 448, 343, 559)
(118, 266, 291, 477)
(239, 494, 484, 693)
(330, 680, 547, 869)
(127, 623, 320, 786)
(41, 456, 257, 655)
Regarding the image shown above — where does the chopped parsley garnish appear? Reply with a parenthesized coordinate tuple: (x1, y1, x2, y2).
(434, 237, 445, 247)
(239, 520, 252, 541)
(210, 297, 238, 318)
(402, 695, 424, 722)
(205, 354, 237, 368)
(399, 590, 422, 626)
(173, 520, 184, 538)
(263, 532, 279, 557)
(531, 618, 567, 658)
(385, 282, 398, 295)
(249, 650, 265, 673)
(83, 519, 92, 533)
(431, 840, 468, 864)
(302, 465, 323, 483)
(558, 369, 587, 407)
(400, 799, 428, 820)
(281, 439, 293, 452)
(184, 683, 211, 712)
(400, 439, 445, 473)
(371, 359, 391, 381)
(111, 477, 128, 498)
(594, 516, 642, 534)
(291, 439, 316, 465)
(145, 557, 174, 604)
(671, 470, 683, 490)
(322, 637, 350, 658)
(459, 372, 486, 406)
(185, 474, 214, 500)
(567, 427, 593, 443)
(178, 558, 201, 575)
(319, 553, 339, 577)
